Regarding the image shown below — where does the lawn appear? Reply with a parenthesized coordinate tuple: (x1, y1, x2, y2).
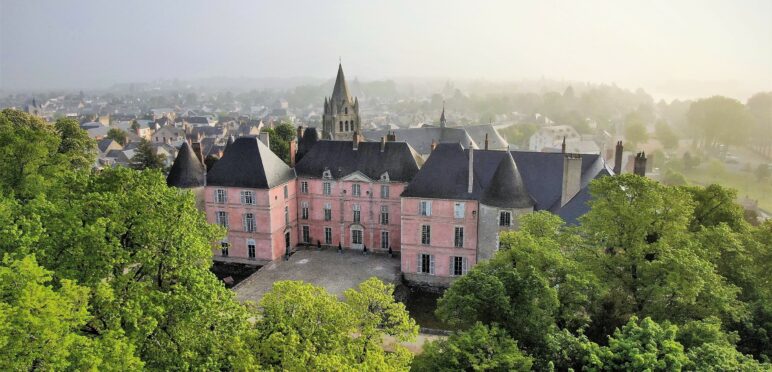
(682, 167, 772, 212)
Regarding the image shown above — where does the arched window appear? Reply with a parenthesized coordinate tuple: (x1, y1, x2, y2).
(345, 107, 348, 115)
(339, 121, 343, 132)
(345, 121, 349, 131)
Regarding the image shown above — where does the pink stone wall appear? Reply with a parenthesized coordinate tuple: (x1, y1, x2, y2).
(400, 197, 478, 279)
(204, 180, 297, 261)
(296, 177, 405, 252)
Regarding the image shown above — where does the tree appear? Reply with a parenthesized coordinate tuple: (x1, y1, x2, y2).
(624, 118, 649, 149)
(107, 127, 128, 145)
(661, 169, 687, 186)
(55, 117, 96, 168)
(130, 138, 166, 170)
(681, 184, 746, 232)
(262, 122, 296, 164)
(0, 255, 142, 371)
(252, 279, 415, 371)
(655, 121, 679, 150)
(412, 323, 533, 372)
(598, 317, 689, 371)
(688, 96, 753, 148)
(755, 164, 770, 182)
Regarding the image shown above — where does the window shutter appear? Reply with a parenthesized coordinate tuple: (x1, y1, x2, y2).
(429, 255, 435, 275)
(462, 257, 468, 274)
(417, 254, 423, 273)
(242, 214, 247, 229)
(427, 202, 432, 216)
(449, 256, 454, 276)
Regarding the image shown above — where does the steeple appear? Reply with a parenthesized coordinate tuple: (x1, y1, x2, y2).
(440, 101, 447, 128)
(331, 63, 351, 103)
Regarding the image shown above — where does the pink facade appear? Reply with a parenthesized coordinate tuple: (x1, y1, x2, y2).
(296, 177, 405, 252)
(401, 197, 479, 284)
(204, 180, 297, 261)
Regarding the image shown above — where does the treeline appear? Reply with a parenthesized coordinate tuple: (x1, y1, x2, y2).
(414, 176, 771, 371)
(0, 109, 417, 371)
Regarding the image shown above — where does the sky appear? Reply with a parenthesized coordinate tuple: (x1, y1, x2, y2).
(1, 0, 770, 100)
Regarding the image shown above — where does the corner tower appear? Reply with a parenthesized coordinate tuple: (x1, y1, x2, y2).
(322, 63, 360, 140)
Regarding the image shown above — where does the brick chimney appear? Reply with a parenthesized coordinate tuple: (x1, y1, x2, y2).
(484, 133, 489, 150)
(468, 143, 474, 194)
(561, 153, 582, 206)
(380, 136, 386, 152)
(561, 136, 566, 154)
(289, 140, 297, 167)
(634, 151, 647, 177)
(386, 131, 396, 142)
(613, 140, 623, 175)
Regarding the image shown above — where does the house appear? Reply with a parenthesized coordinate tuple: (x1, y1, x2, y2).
(152, 126, 186, 145)
(97, 138, 122, 156)
(528, 125, 581, 152)
(81, 122, 110, 140)
(294, 135, 424, 253)
(205, 137, 297, 262)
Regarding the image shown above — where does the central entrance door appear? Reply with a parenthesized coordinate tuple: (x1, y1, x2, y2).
(351, 228, 363, 250)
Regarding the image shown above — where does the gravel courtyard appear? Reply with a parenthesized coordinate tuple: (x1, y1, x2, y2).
(233, 247, 402, 302)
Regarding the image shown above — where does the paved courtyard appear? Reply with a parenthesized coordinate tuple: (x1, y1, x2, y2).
(233, 247, 402, 302)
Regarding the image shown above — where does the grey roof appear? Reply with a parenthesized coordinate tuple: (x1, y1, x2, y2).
(294, 140, 423, 182)
(167, 142, 206, 188)
(97, 138, 119, 153)
(206, 136, 295, 189)
(363, 127, 476, 155)
(296, 127, 319, 162)
(331, 63, 352, 103)
(480, 153, 534, 208)
(465, 124, 509, 150)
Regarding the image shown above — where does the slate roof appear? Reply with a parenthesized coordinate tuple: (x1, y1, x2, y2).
(166, 142, 206, 188)
(331, 63, 352, 103)
(480, 152, 534, 208)
(363, 127, 476, 155)
(296, 127, 319, 163)
(294, 140, 423, 182)
(206, 136, 295, 189)
(97, 138, 119, 153)
(465, 124, 509, 150)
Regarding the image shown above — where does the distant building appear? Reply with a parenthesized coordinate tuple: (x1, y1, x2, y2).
(529, 125, 580, 152)
(322, 64, 361, 140)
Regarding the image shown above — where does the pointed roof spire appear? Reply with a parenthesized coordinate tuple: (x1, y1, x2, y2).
(440, 101, 447, 128)
(167, 142, 206, 188)
(480, 152, 534, 208)
(331, 62, 352, 103)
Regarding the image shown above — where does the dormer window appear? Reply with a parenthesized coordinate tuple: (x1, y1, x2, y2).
(380, 172, 390, 182)
(322, 169, 332, 179)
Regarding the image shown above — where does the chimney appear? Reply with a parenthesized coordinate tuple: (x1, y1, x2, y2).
(430, 139, 437, 152)
(386, 131, 396, 142)
(634, 151, 647, 177)
(296, 126, 304, 141)
(380, 136, 386, 152)
(484, 133, 489, 150)
(191, 142, 204, 165)
(561, 153, 582, 206)
(353, 131, 360, 150)
(467, 143, 474, 194)
(259, 132, 270, 149)
(613, 140, 623, 175)
(289, 140, 297, 167)
(561, 136, 566, 154)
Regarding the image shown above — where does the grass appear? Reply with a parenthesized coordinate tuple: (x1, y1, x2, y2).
(682, 167, 772, 212)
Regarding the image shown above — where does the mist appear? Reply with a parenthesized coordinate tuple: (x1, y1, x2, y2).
(1, 0, 770, 100)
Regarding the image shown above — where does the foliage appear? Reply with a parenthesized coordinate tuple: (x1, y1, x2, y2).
(130, 138, 166, 170)
(655, 121, 679, 149)
(262, 122, 296, 164)
(688, 96, 753, 147)
(661, 169, 687, 186)
(412, 323, 533, 372)
(252, 279, 416, 371)
(624, 112, 649, 148)
(598, 316, 689, 371)
(755, 163, 770, 181)
(107, 127, 128, 145)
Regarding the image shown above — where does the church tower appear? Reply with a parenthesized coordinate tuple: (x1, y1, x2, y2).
(322, 63, 360, 140)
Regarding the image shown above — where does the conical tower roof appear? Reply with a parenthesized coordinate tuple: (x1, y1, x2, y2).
(331, 63, 351, 103)
(167, 142, 206, 188)
(480, 152, 534, 208)
(440, 101, 447, 128)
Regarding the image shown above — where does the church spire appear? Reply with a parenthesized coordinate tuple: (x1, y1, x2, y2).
(331, 62, 351, 103)
(440, 101, 446, 128)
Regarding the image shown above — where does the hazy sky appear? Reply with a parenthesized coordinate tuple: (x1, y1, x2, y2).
(1, 0, 770, 100)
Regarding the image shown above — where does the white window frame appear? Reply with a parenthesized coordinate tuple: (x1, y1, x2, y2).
(284, 185, 289, 199)
(240, 190, 255, 205)
(215, 189, 227, 204)
(243, 212, 256, 232)
(247, 239, 256, 259)
(419, 200, 432, 216)
(352, 204, 361, 223)
(454, 202, 465, 219)
(450, 256, 468, 276)
(352, 183, 361, 197)
(421, 225, 431, 245)
(323, 181, 332, 196)
(324, 203, 332, 221)
(302, 225, 310, 243)
(499, 211, 512, 227)
(381, 230, 389, 249)
(220, 240, 229, 257)
(300, 181, 309, 194)
(454, 226, 464, 248)
(380, 185, 389, 199)
(216, 211, 228, 228)
(324, 227, 333, 245)
(380, 205, 389, 225)
(300, 201, 309, 220)
(418, 253, 435, 275)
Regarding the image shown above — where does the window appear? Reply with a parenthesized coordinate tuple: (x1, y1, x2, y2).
(301, 202, 309, 220)
(418, 253, 435, 274)
(419, 200, 432, 216)
(454, 202, 465, 219)
(302, 225, 310, 243)
(380, 185, 389, 198)
(247, 239, 256, 259)
(451, 256, 468, 276)
(324, 227, 333, 245)
(381, 231, 389, 249)
(240, 190, 255, 205)
(499, 211, 512, 227)
(284, 185, 288, 199)
(345, 107, 348, 115)
(215, 189, 227, 204)
(352, 204, 360, 223)
(454, 227, 464, 248)
(352, 229, 363, 245)
(352, 183, 361, 197)
(380, 205, 389, 225)
(221, 241, 229, 257)
(339, 121, 343, 132)
(216, 211, 229, 228)
(421, 225, 431, 245)
(300, 181, 308, 194)
(284, 206, 290, 225)
(324, 203, 332, 221)
(323, 182, 332, 196)
(243, 213, 255, 232)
